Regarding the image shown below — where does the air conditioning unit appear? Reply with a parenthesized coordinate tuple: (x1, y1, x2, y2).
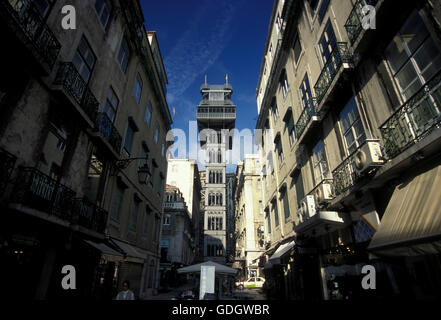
(296, 195, 316, 223)
(354, 140, 384, 174)
(315, 183, 333, 204)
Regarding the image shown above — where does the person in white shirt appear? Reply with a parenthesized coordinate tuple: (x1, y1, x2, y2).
(116, 280, 135, 300)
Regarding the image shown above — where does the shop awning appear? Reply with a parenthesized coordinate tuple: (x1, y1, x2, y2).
(83, 239, 124, 262)
(110, 238, 148, 263)
(368, 164, 441, 256)
(177, 261, 238, 276)
(269, 241, 295, 265)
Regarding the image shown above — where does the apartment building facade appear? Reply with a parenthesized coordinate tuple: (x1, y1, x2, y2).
(233, 155, 265, 280)
(165, 158, 202, 262)
(159, 185, 195, 288)
(0, 0, 171, 300)
(256, 0, 441, 300)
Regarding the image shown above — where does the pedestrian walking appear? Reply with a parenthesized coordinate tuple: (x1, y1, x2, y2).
(115, 280, 135, 300)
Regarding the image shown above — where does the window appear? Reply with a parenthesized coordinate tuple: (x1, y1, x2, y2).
(145, 101, 152, 126)
(385, 11, 441, 101)
(123, 120, 138, 154)
(272, 200, 279, 227)
(339, 96, 366, 154)
(73, 37, 96, 83)
(300, 74, 313, 108)
(294, 172, 305, 209)
(118, 37, 130, 73)
(208, 217, 223, 231)
(139, 143, 149, 167)
(133, 73, 143, 103)
(293, 33, 302, 65)
(286, 111, 295, 146)
(129, 201, 139, 231)
(317, 0, 330, 24)
(265, 208, 271, 234)
(103, 87, 118, 122)
(209, 92, 224, 101)
(319, 22, 337, 67)
(276, 13, 283, 32)
(281, 190, 290, 221)
(271, 98, 279, 123)
(154, 125, 160, 144)
(280, 70, 289, 98)
(110, 185, 124, 222)
(143, 210, 150, 235)
(163, 213, 171, 225)
(94, 0, 111, 27)
(269, 43, 273, 61)
(275, 138, 284, 164)
(312, 140, 329, 184)
(308, 0, 319, 16)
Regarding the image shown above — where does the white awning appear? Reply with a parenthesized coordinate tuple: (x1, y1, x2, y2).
(177, 261, 238, 275)
(368, 164, 441, 256)
(269, 241, 295, 265)
(83, 240, 123, 262)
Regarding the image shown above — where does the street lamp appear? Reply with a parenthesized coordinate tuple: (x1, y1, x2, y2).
(111, 154, 152, 184)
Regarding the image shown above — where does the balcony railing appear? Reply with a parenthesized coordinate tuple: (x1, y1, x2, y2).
(72, 198, 108, 234)
(332, 147, 363, 197)
(380, 70, 441, 159)
(295, 98, 318, 140)
(54, 62, 99, 123)
(0, 147, 16, 194)
(344, 0, 379, 45)
(196, 112, 236, 119)
(314, 42, 352, 106)
(1, 0, 61, 69)
(11, 167, 76, 221)
(96, 112, 122, 155)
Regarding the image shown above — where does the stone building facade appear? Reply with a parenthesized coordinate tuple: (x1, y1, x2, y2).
(256, 0, 441, 300)
(165, 158, 202, 262)
(0, 0, 171, 300)
(233, 155, 265, 280)
(159, 185, 195, 288)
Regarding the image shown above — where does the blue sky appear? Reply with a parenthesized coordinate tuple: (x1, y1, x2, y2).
(141, 0, 273, 172)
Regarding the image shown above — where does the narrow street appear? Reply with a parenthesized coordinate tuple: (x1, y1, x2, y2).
(148, 286, 266, 300)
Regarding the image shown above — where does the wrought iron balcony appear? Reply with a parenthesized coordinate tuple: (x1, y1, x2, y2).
(380, 71, 441, 159)
(95, 112, 122, 156)
(0, 147, 16, 194)
(72, 198, 108, 234)
(295, 98, 319, 141)
(11, 167, 76, 221)
(1, 0, 61, 69)
(344, 0, 379, 45)
(332, 149, 361, 197)
(314, 42, 353, 106)
(54, 62, 99, 124)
